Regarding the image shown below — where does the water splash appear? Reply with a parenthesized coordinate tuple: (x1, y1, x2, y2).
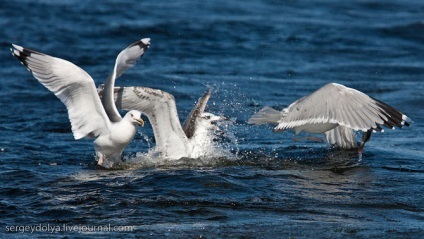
(111, 119, 240, 169)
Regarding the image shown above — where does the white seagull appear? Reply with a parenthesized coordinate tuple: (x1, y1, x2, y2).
(11, 39, 151, 168)
(248, 83, 412, 153)
(98, 86, 227, 159)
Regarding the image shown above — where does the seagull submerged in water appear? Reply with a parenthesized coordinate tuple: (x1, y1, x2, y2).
(248, 83, 412, 153)
(11, 39, 150, 168)
(98, 85, 227, 160)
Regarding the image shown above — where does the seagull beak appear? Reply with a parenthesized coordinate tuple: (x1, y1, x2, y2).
(136, 118, 144, 127)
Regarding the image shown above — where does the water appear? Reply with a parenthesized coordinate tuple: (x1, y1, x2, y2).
(1, 0, 424, 238)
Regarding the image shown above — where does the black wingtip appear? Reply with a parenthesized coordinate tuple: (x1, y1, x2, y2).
(11, 44, 30, 68)
(140, 38, 150, 47)
(128, 38, 150, 50)
(373, 125, 383, 132)
(372, 97, 411, 129)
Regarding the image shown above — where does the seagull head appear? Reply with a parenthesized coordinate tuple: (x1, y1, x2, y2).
(197, 112, 228, 133)
(200, 112, 227, 124)
(126, 110, 144, 127)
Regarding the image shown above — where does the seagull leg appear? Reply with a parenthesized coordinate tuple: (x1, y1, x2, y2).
(96, 152, 105, 167)
(358, 130, 372, 154)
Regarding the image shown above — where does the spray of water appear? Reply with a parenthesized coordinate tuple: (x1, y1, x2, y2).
(108, 82, 252, 169)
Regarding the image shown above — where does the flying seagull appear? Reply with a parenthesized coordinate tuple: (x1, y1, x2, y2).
(98, 86, 226, 159)
(10, 40, 150, 168)
(248, 83, 412, 153)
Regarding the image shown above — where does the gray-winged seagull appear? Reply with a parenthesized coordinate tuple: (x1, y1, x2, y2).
(248, 83, 412, 153)
(98, 86, 226, 159)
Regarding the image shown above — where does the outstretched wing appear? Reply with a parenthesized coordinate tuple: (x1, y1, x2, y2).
(11, 44, 111, 140)
(102, 38, 150, 123)
(115, 38, 151, 79)
(182, 88, 212, 138)
(276, 83, 412, 132)
(98, 86, 189, 156)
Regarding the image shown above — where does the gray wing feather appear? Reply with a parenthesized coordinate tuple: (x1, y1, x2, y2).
(99, 86, 189, 154)
(248, 106, 284, 125)
(182, 88, 211, 139)
(276, 83, 411, 132)
(324, 125, 357, 149)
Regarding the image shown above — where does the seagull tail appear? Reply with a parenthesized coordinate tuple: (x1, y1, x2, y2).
(248, 106, 283, 125)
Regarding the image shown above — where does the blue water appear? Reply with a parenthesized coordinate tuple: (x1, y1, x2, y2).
(1, 0, 424, 238)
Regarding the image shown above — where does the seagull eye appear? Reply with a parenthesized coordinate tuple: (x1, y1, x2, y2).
(130, 113, 134, 117)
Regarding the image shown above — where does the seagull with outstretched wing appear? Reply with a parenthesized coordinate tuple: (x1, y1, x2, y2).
(11, 40, 151, 168)
(98, 86, 226, 159)
(249, 83, 412, 153)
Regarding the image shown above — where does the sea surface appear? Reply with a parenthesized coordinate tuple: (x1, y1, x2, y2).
(1, 0, 423, 238)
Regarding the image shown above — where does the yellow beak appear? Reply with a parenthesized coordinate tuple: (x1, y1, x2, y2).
(136, 118, 145, 127)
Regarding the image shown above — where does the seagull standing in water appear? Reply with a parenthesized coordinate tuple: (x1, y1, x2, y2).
(248, 83, 412, 154)
(11, 39, 150, 168)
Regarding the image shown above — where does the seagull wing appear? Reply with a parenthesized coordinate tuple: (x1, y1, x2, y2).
(102, 38, 150, 123)
(276, 83, 411, 132)
(115, 38, 151, 79)
(324, 125, 357, 149)
(99, 86, 189, 154)
(182, 88, 212, 138)
(11, 44, 111, 140)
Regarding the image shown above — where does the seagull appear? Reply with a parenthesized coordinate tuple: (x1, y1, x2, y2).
(248, 83, 412, 154)
(98, 86, 227, 159)
(10, 40, 150, 168)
